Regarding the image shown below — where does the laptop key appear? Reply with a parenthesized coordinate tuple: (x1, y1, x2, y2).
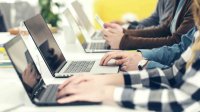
(65, 61, 95, 73)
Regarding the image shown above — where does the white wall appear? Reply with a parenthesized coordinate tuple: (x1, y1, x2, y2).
(0, 0, 38, 6)
(0, 0, 95, 28)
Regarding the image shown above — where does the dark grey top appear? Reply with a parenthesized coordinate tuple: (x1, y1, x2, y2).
(128, 0, 175, 29)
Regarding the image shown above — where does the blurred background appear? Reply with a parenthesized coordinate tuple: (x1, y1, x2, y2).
(0, 0, 157, 31)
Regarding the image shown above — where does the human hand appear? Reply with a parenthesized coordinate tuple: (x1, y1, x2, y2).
(100, 51, 144, 71)
(57, 82, 115, 104)
(102, 23, 124, 49)
(58, 73, 124, 91)
(110, 20, 126, 25)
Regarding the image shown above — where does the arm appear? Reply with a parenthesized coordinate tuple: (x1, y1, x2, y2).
(113, 48, 200, 111)
(123, 47, 192, 88)
(120, 7, 194, 50)
(139, 27, 196, 68)
(145, 61, 170, 69)
(128, 0, 175, 29)
(114, 84, 199, 111)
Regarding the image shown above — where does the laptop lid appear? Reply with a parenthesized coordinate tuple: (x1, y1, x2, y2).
(4, 35, 45, 104)
(70, 0, 95, 38)
(64, 8, 87, 49)
(24, 14, 66, 75)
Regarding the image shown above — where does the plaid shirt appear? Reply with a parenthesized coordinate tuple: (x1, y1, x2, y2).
(114, 46, 200, 111)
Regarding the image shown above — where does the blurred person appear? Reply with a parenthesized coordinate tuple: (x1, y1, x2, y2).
(114, 0, 175, 30)
(56, 0, 200, 111)
(100, 27, 197, 71)
(103, 0, 194, 50)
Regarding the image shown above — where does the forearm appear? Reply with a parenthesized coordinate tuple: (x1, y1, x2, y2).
(120, 35, 180, 50)
(123, 61, 189, 89)
(139, 45, 183, 66)
(125, 23, 170, 38)
(145, 61, 170, 69)
(103, 73, 124, 86)
(139, 28, 196, 66)
(112, 86, 195, 111)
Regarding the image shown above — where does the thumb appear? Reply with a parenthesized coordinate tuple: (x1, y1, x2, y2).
(104, 23, 119, 29)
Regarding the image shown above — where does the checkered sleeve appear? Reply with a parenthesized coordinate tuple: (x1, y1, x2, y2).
(123, 48, 193, 88)
(114, 76, 200, 111)
(113, 47, 200, 111)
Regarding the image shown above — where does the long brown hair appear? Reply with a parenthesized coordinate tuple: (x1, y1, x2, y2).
(187, 0, 200, 68)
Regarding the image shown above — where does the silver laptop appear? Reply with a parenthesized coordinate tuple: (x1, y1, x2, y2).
(67, 0, 104, 40)
(64, 8, 118, 53)
(24, 14, 119, 78)
(4, 35, 100, 106)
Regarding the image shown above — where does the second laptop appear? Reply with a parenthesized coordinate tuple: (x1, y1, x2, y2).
(24, 14, 119, 78)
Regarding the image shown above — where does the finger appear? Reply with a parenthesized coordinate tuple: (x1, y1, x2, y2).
(103, 23, 112, 28)
(57, 85, 79, 99)
(57, 94, 85, 104)
(122, 61, 129, 67)
(102, 29, 109, 35)
(58, 75, 80, 90)
(120, 65, 127, 71)
(102, 35, 109, 41)
(107, 27, 119, 34)
(104, 23, 118, 29)
(115, 58, 128, 65)
(102, 29, 113, 37)
(100, 52, 114, 65)
(68, 75, 90, 86)
(103, 53, 122, 66)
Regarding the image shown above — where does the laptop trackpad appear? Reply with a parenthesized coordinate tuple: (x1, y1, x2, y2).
(90, 60, 119, 73)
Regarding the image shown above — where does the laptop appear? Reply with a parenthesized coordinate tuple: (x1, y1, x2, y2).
(24, 14, 119, 78)
(67, 0, 104, 40)
(64, 8, 117, 53)
(4, 35, 100, 106)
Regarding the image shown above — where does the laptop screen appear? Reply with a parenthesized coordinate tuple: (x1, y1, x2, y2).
(4, 36, 45, 101)
(24, 14, 66, 75)
(64, 8, 87, 48)
(71, 1, 95, 37)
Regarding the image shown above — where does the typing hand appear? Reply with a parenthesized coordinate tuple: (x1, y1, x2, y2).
(100, 51, 144, 71)
(56, 81, 115, 104)
(102, 23, 124, 49)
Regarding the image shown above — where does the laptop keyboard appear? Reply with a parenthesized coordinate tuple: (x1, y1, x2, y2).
(90, 43, 107, 50)
(65, 61, 95, 73)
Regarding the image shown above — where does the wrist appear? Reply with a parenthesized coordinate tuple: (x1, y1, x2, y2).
(102, 86, 115, 105)
(138, 59, 148, 70)
(106, 74, 124, 86)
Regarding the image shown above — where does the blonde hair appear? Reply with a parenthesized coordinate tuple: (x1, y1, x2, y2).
(187, 0, 200, 68)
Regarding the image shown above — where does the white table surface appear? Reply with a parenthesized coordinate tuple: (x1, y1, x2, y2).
(0, 32, 146, 112)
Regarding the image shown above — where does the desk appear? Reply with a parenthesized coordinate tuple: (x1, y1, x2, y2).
(0, 32, 142, 112)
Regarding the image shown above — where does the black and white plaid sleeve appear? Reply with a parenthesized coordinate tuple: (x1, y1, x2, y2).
(123, 48, 193, 88)
(113, 47, 200, 111)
